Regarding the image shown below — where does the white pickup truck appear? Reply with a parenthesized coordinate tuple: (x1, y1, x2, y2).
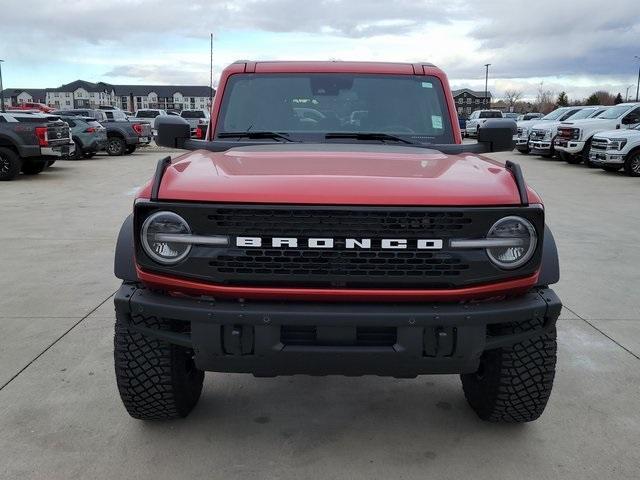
(528, 106, 607, 158)
(554, 103, 640, 165)
(514, 107, 582, 154)
(465, 110, 503, 137)
(588, 125, 640, 176)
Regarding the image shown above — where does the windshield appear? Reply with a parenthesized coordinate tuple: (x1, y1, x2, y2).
(479, 111, 502, 119)
(216, 73, 454, 144)
(137, 110, 160, 118)
(181, 110, 206, 119)
(542, 108, 570, 121)
(568, 108, 598, 120)
(597, 105, 632, 119)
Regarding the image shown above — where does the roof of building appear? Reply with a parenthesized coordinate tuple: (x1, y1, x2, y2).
(1, 88, 48, 100)
(49, 80, 112, 93)
(452, 88, 493, 98)
(111, 84, 214, 97)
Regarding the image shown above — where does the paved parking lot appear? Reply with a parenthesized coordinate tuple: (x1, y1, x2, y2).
(1, 148, 639, 479)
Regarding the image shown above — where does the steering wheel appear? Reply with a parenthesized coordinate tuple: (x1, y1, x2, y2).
(379, 125, 415, 134)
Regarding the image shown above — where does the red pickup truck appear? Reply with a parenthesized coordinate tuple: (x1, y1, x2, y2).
(114, 61, 561, 423)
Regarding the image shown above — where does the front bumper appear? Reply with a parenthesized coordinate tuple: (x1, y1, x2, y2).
(554, 139, 585, 154)
(115, 283, 561, 377)
(530, 140, 553, 154)
(589, 151, 626, 165)
(515, 136, 529, 149)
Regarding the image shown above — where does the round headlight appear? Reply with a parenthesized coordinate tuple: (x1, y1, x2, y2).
(141, 211, 191, 265)
(486, 216, 537, 269)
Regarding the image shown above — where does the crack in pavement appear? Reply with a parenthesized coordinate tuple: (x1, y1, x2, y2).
(0, 291, 116, 392)
(564, 305, 640, 361)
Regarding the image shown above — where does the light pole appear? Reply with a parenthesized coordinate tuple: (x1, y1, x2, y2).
(635, 55, 640, 102)
(626, 85, 635, 102)
(0, 60, 5, 112)
(484, 63, 491, 108)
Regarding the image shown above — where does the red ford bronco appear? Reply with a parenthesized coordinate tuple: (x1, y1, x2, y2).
(114, 61, 561, 423)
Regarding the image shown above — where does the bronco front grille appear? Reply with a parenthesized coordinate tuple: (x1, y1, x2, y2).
(134, 203, 545, 289)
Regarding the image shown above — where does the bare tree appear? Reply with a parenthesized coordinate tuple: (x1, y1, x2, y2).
(503, 89, 524, 111)
(535, 82, 555, 113)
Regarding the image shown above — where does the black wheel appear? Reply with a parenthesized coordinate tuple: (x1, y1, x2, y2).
(21, 162, 46, 175)
(83, 152, 96, 159)
(0, 147, 21, 181)
(106, 137, 126, 156)
(624, 152, 640, 177)
(565, 154, 582, 164)
(114, 309, 204, 420)
(461, 318, 557, 423)
(125, 145, 137, 155)
(602, 166, 621, 173)
(581, 139, 593, 167)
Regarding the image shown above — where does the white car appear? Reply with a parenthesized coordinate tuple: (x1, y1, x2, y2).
(180, 109, 210, 137)
(555, 103, 640, 164)
(465, 110, 503, 137)
(589, 124, 640, 176)
(528, 106, 608, 158)
(514, 107, 583, 154)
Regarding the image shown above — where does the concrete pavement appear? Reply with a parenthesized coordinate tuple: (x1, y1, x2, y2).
(1, 147, 638, 479)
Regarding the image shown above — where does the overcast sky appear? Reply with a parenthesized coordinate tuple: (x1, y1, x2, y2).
(1, 0, 639, 101)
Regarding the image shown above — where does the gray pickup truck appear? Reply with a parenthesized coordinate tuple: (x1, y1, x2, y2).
(0, 112, 75, 180)
(53, 109, 151, 156)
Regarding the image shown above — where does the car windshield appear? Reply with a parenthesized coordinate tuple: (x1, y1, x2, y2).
(137, 110, 160, 118)
(596, 105, 633, 119)
(479, 111, 502, 119)
(216, 73, 454, 144)
(181, 110, 206, 118)
(542, 108, 570, 121)
(568, 108, 597, 120)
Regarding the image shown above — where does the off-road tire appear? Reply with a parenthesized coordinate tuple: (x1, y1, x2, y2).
(125, 145, 137, 154)
(461, 318, 557, 423)
(106, 136, 126, 156)
(0, 147, 21, 181)
(624, 152, 640, 177)
(21, 161, 46, 175)
(581, 139, 593, 167)
(114, 310, 204, 420)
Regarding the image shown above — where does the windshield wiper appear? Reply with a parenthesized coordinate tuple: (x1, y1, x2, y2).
(324, 132, 418, 145)
(218, 131, 293, 142)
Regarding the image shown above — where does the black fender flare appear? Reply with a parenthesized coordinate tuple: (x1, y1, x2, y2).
(114, 214, 137, 281)
(536, 224, 560, 286)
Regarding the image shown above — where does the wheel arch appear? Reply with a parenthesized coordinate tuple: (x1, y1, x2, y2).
(536, 224, 560, 287)
(114, 214, 138, 281)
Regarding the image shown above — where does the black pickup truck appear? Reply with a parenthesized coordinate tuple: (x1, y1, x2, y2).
(53, 109, 152, 156)
(0, 112, 74, 180)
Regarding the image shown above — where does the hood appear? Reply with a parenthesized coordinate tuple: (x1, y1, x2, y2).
(146, 144, 537, 206)
(530, 120, 562, 132)
(517, 118, 550, 129)
(593, 128, 640, 140)
(559, 117, 613, 127)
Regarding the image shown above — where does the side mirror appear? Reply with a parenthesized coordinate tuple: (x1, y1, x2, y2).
(478, 118, 517, 152)
(156, 115, 190, 148)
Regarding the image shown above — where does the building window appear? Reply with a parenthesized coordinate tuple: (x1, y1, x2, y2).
(466, 106, 472, 113)
(466, 98, 471, 104)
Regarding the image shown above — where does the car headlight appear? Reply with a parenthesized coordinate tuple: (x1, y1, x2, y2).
(519, 128, 528, 136)
(543, 130, 552, 140)
(141, 211, 192, 264)
(607, 138, 627, 150)
(571, 128, 581, 140)
(486, 216, 537, 269)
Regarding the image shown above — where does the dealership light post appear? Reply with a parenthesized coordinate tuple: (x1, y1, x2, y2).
(626, 85, 635, 102)
(484, 63, 491, 108)
(635, 55, 640, 102)
(0, 59, 5, 112)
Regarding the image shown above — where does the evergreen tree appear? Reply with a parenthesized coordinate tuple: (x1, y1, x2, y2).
(556, 91, 569, 107)
(585, 93, 600, 105)
(614, 93, 624, 104)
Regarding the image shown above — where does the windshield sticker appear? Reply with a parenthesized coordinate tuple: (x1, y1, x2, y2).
(421, 81, 433, 88)
(431, 115, 443, 129)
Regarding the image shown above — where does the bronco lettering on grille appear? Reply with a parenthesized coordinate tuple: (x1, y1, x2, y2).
(235, 237, 444, 250)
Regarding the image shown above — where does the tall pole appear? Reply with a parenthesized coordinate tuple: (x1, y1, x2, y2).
(209, 33, 214, 110)
(0, 60, 5, 112)
(484, 63, 491, 108)
(635, 56, 640, 102)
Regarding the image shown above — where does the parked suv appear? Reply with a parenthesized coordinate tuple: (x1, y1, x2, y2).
(589, 124, 640, 176)
(555, 103, 640, 165)
(465, 110, 503, 137)
(55, 115, 107, 159)
(114, 61, 561, 424)
(134, 109, 168, 130)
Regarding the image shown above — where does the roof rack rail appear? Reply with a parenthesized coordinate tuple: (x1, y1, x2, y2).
(505, 160, 529, 206)
(150, 156, 172, 201)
